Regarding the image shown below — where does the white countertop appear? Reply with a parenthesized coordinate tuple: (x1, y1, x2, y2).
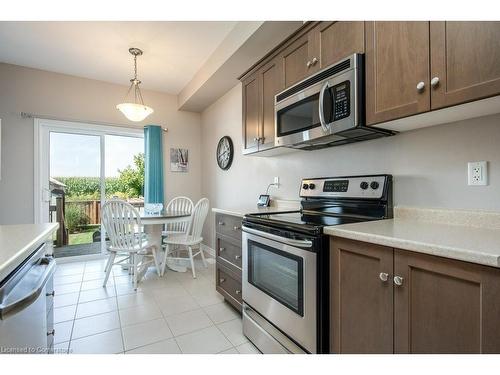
(0, 223, 59, 281)
(325, 218, 500, 268)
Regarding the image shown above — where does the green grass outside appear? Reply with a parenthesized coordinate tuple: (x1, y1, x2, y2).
(68, 226, 100, 245)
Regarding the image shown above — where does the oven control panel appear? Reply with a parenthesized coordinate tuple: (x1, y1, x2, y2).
(300, 175, 389, 199)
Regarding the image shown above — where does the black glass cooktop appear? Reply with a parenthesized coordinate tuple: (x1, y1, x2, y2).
(244, 210, 363, 235)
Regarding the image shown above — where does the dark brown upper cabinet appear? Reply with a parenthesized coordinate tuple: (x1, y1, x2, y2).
(260, 57, 283, 150)
(242, 74, 260, 154)
(280, 31, 314, 88)
(430, 21, 500, 110)
(313, 21, 365, 70)
(242, 56, 283, 154)
(330, 237, 500, 354)
(365, 21, 431, 125)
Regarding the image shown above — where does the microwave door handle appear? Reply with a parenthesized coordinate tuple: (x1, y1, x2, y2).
(318, 81, 330, 133)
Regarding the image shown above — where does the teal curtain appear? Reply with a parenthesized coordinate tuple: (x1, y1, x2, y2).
(144, 125, 164, 205)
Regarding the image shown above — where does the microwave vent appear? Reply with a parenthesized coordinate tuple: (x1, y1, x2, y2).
(276, 59, 351, 103)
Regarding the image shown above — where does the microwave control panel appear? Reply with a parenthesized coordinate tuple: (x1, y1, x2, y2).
(332, 81, 350, 121)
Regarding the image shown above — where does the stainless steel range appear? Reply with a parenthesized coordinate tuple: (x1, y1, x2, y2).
(241, 174, 393, 354)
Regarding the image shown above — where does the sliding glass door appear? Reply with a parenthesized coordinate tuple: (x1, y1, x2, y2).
(36, 119, 144, 260)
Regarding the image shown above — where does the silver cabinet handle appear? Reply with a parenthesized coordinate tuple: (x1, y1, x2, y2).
(218, 221, 225, 226)
(46, 291, 55, 297)
(219, 247, 225, 252)
(311, 57, 318, 65)
(235, 290, 241, 295)
(219, 278, 226, 283)
(47, 329, 55, 336)
(431, 77, 440, 87)
(394, 276, 404, 286)
(234, 255, 241, 260)
(379, 272, 389, 282)
(233, 226, 241, 231)
(306, 60, 312, 68)
(416, 81, 425, 91)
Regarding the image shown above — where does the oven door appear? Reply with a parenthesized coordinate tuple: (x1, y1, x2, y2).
(242, 227, 317, 353)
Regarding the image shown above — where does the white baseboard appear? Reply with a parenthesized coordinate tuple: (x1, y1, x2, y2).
(201, 243, 215, 258)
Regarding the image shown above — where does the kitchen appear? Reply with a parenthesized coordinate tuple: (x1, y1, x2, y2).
(1, 0, 500, 372)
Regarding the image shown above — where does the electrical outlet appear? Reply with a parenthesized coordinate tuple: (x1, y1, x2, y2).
(274, 176, 280, 187)
(468, 161, 488, 186)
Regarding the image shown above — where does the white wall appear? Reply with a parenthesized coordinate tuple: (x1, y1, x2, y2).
(200, 83, 500, 248)
(0, 63, 202, 224)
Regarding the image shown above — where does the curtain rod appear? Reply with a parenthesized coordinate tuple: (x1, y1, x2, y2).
(19, 112, 168, 132)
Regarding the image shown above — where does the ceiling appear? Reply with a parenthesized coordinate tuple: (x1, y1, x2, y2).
(0, 21, 237, 94)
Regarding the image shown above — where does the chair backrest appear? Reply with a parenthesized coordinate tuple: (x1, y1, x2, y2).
(101, 199, 143, 251)
(186, 198, 209, 240)
(166, 196, 194, 232)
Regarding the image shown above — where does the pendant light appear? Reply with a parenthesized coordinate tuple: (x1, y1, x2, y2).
(116, 47, 154, 122)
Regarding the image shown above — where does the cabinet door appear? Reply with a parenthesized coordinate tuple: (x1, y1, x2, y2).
(280, 32, 314, 88)
(430, 21, 500, 109)
(242, 74, 260, 153)
(314, 21, 365, 69)
(365, 21, 430, 125)
(394, 249, 500, 353)
(259, 57, 283, 151)
(330, 237, 394, 353)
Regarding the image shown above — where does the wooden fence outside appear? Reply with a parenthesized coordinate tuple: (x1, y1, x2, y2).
(66, 200, 144, 225)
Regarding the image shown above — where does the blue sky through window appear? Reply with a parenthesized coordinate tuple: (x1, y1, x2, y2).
(50, 132, 144, 177)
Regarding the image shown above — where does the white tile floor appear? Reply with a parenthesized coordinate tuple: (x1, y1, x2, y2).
(52, 257, 260, 354)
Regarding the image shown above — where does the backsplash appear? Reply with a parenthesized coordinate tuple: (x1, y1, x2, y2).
(200, 84, 500, 248)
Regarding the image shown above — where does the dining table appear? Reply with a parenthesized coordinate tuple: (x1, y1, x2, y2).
(139, 209, 192, 273)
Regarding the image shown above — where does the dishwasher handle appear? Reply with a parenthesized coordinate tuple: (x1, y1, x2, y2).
(0, 258, 56, 320)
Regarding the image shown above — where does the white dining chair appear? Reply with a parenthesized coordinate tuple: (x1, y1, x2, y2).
(101, 199, 160, 290)
(160, 198, 210, 278)
(163, 196, 194, 235)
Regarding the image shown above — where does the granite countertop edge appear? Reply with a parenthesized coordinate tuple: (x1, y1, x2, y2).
(325, 220, 500, 268)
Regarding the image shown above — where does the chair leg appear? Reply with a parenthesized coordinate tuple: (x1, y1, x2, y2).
(152, 247, 161, 277)
(133, 253, 138, 290)
(199, 246, 208, 268)
(103, 252, 115, 287)
(188, 246, 196, 279)
(161, 244, 169, 276)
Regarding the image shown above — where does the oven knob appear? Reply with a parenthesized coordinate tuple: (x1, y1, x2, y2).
(308, 183, 316, 190)
(370, 181, 379, 190)
(360, 181, 369, 190)
(302, 183, 309, 190)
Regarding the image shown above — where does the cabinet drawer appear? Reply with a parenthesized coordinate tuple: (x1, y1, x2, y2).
(216, 234, 242, 270)
(215, 213, 242, 241)
(216, 262, 242, 312)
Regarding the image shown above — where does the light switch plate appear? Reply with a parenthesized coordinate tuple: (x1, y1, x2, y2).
(468, 161, 488, 186)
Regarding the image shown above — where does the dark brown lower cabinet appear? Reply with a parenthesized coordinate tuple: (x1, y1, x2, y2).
(331, 237, 393, 353)
(331, 237, 500, 354)
(394, 249, 500, 353)
(215, 213, 243, 313)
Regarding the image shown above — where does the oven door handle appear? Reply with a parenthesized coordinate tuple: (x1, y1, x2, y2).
(242, 226, 313, 249)
(318, 80, 330, 133)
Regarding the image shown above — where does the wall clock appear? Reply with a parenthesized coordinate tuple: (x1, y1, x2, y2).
(216, 136, 234, 170)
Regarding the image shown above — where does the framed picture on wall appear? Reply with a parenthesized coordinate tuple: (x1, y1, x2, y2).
(170, 148, 188, 172)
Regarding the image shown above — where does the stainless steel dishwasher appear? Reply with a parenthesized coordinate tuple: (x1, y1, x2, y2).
(0, 243, 56, 354)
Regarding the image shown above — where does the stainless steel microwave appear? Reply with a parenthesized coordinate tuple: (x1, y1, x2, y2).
(274, 54, 394, 150)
